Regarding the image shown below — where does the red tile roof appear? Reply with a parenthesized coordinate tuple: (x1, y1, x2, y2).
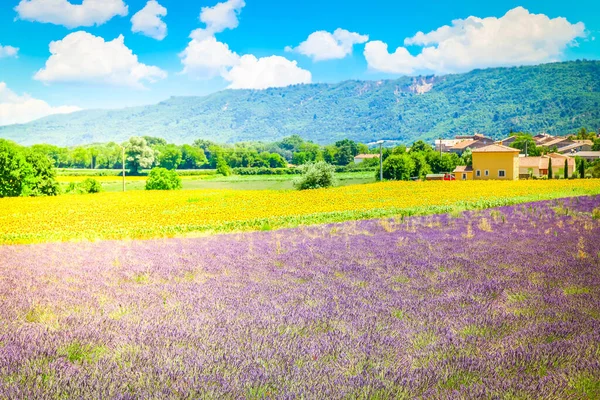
(472, 144, 521, 153)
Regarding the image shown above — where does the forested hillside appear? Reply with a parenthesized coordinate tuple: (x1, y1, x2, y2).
(2, 60, 600, 146)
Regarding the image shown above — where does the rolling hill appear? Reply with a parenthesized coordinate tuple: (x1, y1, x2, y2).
(2, 60, 600, 146)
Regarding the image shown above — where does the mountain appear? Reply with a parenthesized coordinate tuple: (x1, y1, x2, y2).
(2, 60, 600, 147)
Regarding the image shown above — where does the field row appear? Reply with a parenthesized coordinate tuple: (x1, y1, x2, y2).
(2, 180, 600, 245)
(1, 196, 599, 398)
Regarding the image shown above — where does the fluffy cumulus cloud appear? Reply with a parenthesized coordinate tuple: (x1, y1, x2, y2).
(14, 0, 128, 29)
(180, 35, 240, 78)
(34, 31, 167, 88)
(0, 82, 80, 126)
(0, 45, 19, 58)
(131, 1, 167, 41)
(181, 0, 311, 89)
(364, 7, 586, 75)
(286, 28, 369, 61)
(199, 0, 245, 36)
(224, 55, 312, 89)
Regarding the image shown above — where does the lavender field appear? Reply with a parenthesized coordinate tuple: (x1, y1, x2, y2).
(1, 197, 600, 399)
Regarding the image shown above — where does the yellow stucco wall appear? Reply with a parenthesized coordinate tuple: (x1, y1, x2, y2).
(453, 171, 473, 180)
(472, 152, 519, 180)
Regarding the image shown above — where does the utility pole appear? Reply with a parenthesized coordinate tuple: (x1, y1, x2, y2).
(118, 144, 126, 192)
(439, 137, 442, 157)
(376, 140, 384, 181)
(525, 141, 528, 157)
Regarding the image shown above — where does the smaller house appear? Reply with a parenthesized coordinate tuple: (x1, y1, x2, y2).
(538, 137, 572, 150)
(449, 134, 495, 155)
(435, 139, 463, 153)
(546, 153, 576, 177)
(354, 154, 379, 164)
(518, 157, 545, 178)
(452, 165, 473, 180)
(556, 140, 593, 154)
(573, 151, 600, 163)
(519, 154, 575, 178)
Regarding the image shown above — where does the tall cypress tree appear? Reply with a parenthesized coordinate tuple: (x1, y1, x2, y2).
(548, 159, 553, 179)
(579, 159, 586, 178)
(564, 159, 568, 179)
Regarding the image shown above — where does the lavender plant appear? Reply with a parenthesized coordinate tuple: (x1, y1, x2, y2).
(0, 196, 599, 398)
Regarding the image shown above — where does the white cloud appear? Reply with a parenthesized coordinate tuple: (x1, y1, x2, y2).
(180, 0, 310, 89)
(0, 45, 19, 58)
(34, 31, 167, 89)
(180, 36, 240, 78)
(14, 0, 128, 29)
(0, 82, 81, 126)
(286, 28, 369, 61)
(364, 7, 586, 75)
(223, 55, 312, 89)
(200, 0, 245, 35)
(131, 1, 167, 41)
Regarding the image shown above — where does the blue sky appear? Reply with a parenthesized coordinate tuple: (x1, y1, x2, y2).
(0, 0, 599, 125)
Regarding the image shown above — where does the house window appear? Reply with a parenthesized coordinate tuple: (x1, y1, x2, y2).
(462, 173, 467, 180)
(476, 170, 481, 177)
(498, 170, 506, 178)
(485, 170, 489, 176)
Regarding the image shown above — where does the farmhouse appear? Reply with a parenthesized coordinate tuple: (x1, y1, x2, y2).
(452, 144, 520, 180)
(471, 145, 520, 180)
(353, 154, 379, 164)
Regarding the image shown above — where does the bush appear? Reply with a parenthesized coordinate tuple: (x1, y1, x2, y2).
(293, 162, 336, 190)
(67, 178, 103, 194)
(145, 168, 182, 191)
(79, 178, 103, 193)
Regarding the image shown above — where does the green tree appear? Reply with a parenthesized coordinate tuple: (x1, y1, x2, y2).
(578, 158, 586, 178)
(293, 161, 336, 190)
(548, 159, 553, 179)
(460, 148, 473, 167)
(510, 134, 541, 156)
(0, 140, 59, 198)
(143, 136, 168, 147)
(380, 154, 415, 181)
(180, 145, 207, 169)
(30, 144, 69, 168)
(24, 150, 60, 196)
(592, 138, 600, 151)
(564, 159, 568, 179)
(145, 168, 182, 190)
(125, 137, 155, 174)
(266, 153, 287, 168)
(0, 140, 33, 197)
(333, 139, 359, 166)
(216, 155, 231, 176)
(321, 146, 338, 164)
(410, 152, 431, 178)
(357, 143, 369, 154)
(292, 152, 311, 165)
(410, 140, 433, 153)
(279, 135, 305, 152)
(71, 146, 92, 168)
(157, 144, 183, 170)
